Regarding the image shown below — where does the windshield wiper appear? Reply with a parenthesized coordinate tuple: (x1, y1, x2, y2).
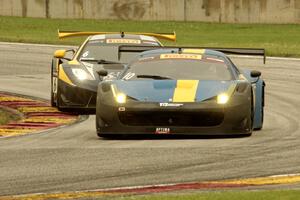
(80, 58, 121, 64)
(136, 75, 172, 80)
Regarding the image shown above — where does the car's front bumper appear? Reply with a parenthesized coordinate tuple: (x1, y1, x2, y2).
(96, 99, 252, 136)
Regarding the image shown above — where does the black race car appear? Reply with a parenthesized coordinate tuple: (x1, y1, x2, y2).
(51, 30, 176, 113)
(96, 47, 265, 137)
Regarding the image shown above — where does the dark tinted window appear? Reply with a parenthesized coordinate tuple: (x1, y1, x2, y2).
(123, 56, 234, 81)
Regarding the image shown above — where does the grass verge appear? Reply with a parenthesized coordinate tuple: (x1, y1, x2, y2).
(0, 16, 300, 57)
(0, 108, 20, 125)
(114, 190, 300, 200)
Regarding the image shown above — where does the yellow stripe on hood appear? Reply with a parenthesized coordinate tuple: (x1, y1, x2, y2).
(173, 80, 199, 102)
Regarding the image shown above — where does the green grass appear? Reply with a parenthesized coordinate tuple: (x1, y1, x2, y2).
(0, 16, 300, 57)
(0, 109, 20, 125)
(113, 190, 300, 200)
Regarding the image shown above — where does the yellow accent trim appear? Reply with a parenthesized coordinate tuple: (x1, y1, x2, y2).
(173, 80, 199, 102)
(68, 60, 80, 65)
(58, 64, 75, 86)
(183, 49, 205, 54)
(54, 49, 66, 59)
(72, 36, 90, 62)
(160, 54, 202, 60)
(58, 30, 176, 41)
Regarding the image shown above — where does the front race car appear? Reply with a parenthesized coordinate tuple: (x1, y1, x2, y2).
(96, 49, 257, 137)
(96, 80, 253, 137)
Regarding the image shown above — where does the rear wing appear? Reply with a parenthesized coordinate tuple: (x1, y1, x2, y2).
(58, 30, 176, 41)
(118, 46, 266, 64)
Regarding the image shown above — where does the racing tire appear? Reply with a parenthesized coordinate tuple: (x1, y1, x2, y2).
(254, 107, 264, 130)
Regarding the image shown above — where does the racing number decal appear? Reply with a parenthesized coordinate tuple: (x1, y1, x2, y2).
(82, 51, 89, 57)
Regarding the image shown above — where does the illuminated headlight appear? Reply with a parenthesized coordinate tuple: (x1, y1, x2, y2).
(217, 93, 229, 104)
(116, 93, 126, 104)
(72, 68, 92, 80)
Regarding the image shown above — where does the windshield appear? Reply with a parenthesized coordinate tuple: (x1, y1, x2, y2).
(79, 40, 159, 63)
(123, 55, 234, 81)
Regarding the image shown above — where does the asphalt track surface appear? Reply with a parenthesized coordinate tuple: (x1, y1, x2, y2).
(0, 43, 299, 196)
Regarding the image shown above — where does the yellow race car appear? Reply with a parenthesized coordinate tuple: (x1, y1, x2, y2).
(51, 30, 176, 113)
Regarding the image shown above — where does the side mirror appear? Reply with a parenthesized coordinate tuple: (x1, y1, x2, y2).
(97, 70, 108, 77)
(54, 50, 66, 59)
(250, 70, 261, 78)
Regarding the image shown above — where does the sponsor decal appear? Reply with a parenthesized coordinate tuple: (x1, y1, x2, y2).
(122, 72, 135, 80)
(159, 103, 183, 107)
(106, 39, 141, 44)
(155, 127, 170, 134)
(160, 54, 202, 60)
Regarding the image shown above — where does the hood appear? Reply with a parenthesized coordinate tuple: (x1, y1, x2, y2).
(114, 80, 237, 103)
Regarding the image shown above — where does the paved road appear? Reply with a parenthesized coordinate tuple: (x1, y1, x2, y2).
(0, 43, 299, 196)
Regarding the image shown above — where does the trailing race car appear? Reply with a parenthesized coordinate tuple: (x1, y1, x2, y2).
(50, 30, 176, 112)
(96, 47, 265, 137)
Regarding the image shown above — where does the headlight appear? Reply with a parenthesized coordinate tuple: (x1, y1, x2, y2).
(217, 93, 229, 104)
(116, 93, 126, 104)
(71, 68, 93, 80)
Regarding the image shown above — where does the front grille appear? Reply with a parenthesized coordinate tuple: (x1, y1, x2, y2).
(118, 111, 224, 127)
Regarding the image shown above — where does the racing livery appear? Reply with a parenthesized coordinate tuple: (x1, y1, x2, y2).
(51, 30, 176, 112)
(96, 48, 265, 137)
